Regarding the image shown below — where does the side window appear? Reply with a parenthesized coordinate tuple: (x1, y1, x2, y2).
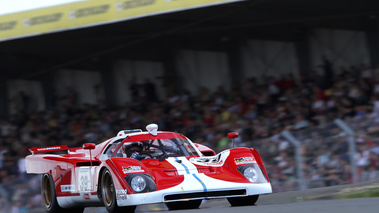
(160, 139, 181, 156)
(104, 142, 121, 158)
(147, 140, 162, 157)
(178, 139, 197, 156)
(161, 139, 177, 150)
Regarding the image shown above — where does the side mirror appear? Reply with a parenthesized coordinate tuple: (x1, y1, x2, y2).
(228, 132, 239, 149)
(83, 143, 96, 166)
(83, 143, 96, 150)
(227, 132, 239, 139)
(146, 123, 158, 136)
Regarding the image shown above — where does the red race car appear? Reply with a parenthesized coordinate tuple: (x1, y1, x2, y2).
(26, 124, 272, 213)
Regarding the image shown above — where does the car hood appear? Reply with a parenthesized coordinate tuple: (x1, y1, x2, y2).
(110, 149, 260, 191)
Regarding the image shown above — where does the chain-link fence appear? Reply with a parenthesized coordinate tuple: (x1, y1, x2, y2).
(2, 115, 379, 212)
(240, 115, 379, 192)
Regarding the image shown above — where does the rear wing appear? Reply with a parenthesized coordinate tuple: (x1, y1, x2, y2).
(29, 145, 69, 154)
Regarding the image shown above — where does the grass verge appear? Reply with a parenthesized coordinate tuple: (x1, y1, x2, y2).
(335, 188, 379, 199)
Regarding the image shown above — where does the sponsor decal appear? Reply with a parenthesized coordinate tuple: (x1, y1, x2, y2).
(24, 13, 62, 27)
(122, 166, 144, 174)
(116, 189, 128, 195)
(83, 193, 90, 200)
(117, 194, 127, 200)
(234, 157, 257, 165)
(69, 5, 110, 19)
(61, 185, 75, 192)
(165, 0, 191, 2)
(116, 189, 128, 200)
(1, 0, 240, 42)
(0, 21, 17, 31)
(116, 0, 155, 11)
(36, 146, 61, 151)
(203, 159, 224, 166)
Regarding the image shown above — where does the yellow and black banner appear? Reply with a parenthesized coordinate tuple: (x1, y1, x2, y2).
(0, 0, 243, 42)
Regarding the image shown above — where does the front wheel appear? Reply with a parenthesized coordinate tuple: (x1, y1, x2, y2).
(101, 168, 137, 213)
(165, 199, 202, 210)
(227, 195, 259, 206)
(41, 174, 84, 213)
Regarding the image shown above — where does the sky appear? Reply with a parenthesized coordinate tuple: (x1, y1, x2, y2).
(0, 0, 85, 15)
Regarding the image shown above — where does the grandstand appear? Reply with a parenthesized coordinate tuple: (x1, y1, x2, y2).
(1, 0, 379, 212)
(1, 0, 379, 116)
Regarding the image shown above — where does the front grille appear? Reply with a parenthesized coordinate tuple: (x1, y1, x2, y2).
(164, 189, 246, 201)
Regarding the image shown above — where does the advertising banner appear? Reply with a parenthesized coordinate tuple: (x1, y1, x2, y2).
(0, 0, 243, 42)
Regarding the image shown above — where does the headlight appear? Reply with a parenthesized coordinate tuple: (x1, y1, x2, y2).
(237, 164, 268, 183)
(244, 167, 258, 182)
(131, 175, 146, 192)
(125, 173, 157, 193)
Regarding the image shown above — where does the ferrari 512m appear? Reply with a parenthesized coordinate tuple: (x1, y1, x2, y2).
(26, 124, 272, 213)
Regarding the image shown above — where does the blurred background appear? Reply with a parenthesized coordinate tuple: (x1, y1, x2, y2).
(1, 0, 379, 212)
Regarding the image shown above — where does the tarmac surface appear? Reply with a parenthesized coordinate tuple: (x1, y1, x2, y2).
(78, 181, 379, 213)
(140, 197, 378, 213)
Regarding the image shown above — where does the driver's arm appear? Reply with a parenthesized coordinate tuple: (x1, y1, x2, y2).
(130, 152, 153, 160)
(130, 152, 142, 160)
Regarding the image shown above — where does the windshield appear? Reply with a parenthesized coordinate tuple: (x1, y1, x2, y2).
(106, 138, 198, 160)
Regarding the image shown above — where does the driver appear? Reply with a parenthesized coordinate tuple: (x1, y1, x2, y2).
(124, 142, 151, 160)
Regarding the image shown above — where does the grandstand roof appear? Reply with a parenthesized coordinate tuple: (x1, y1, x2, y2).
(1, 0, 379, 80)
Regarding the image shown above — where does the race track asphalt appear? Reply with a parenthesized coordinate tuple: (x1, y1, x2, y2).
(80, 181, 379, 213)
(147, 197, 379, 213)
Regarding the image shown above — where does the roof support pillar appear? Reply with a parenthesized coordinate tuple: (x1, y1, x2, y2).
(226, 39, 244, 85)
(100, 59, 117, 107)
(40, 73, 56, 111)
(0, 83, 8, 119)
(162, 46, 180, 95)
(366, 21, 379, 69)
(294, 29, 311, 80)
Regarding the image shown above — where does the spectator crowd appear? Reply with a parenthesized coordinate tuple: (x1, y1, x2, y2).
(1, 60, 379, 212)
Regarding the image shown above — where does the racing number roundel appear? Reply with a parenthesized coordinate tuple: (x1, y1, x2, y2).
(78, 167, 91, 192)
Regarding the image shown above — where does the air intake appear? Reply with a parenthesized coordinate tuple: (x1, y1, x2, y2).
(164, 189, 246, 201)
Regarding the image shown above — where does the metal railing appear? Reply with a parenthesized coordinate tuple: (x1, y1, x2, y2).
(241, 115, 379, 192)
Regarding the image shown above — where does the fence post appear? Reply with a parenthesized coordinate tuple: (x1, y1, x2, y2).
(334, 118, 357, 184)
(281, 130, 307, 190)
(0, 184, 9, 212)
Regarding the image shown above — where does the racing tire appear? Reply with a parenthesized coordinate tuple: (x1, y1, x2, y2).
(165, 199, 202, 210)
(227, 195, 259, 206)
(41, 174, 85, 213)
(101, 168, 137, 213)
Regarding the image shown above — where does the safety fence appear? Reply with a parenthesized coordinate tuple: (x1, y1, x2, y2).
(2, 115, 379, 212)
(242, 115, 379, 192)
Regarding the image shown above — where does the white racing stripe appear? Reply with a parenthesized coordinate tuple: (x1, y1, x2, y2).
(166, 157, 208, 193)
(166, 157, 199, 175)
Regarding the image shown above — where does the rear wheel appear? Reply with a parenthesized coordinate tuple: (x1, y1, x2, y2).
(101, 168, 137, 213)
(165, 199, 202, 210)
(41, 174, 84, 213)
(227, 195, 259, 206)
